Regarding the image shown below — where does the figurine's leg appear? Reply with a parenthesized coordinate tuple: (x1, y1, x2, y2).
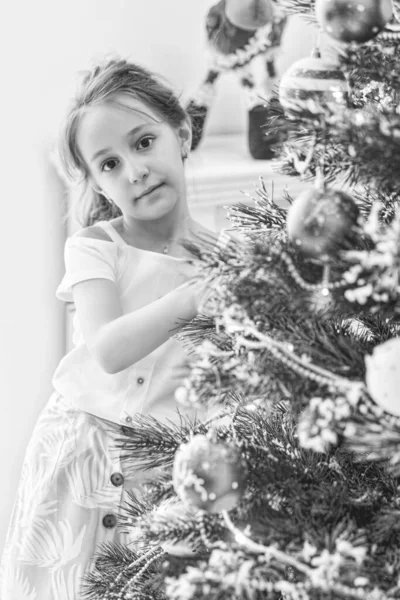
(237, 57, 279, 160)
(186, 69, 220, 151)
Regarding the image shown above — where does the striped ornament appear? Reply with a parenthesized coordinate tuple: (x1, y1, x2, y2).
(378, 22, 400, 41)
(378, 0, 400, 41)
(279, 56, 349, 117)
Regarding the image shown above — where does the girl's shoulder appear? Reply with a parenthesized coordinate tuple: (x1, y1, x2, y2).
(73, 222, 112, 242)
(65, 223, 120, 263)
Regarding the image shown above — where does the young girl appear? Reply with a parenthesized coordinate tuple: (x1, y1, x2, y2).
(0, 58, 218, 599)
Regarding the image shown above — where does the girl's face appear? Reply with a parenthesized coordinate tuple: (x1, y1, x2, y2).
(76, 94, 191, 221)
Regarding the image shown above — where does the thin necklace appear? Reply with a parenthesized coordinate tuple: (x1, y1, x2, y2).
(121, 217, 192, 255)
(161, 218, 194, 254)
(161, 237, 179, 254)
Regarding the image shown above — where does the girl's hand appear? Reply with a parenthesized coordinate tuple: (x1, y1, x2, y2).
(194, 279, 215, 315)
(181, 278, 214, 316)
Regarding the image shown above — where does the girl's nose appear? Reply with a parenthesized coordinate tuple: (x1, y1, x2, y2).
(127, 162, 149, 184)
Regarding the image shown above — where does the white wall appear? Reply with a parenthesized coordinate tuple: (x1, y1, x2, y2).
(0, 1, 321, 554)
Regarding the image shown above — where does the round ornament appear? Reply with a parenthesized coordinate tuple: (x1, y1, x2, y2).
(315, 0, 393, 44)
(225, 0, 274, 30)
(172, 434, 247, 513)
(279, 53, 349, 117)
(286, 187, 360, 260)
(365, 337, 400, 417)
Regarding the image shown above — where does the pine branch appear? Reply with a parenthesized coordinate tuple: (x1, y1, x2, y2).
(175, 313, 233, 353)
(116, 413, 210, 470)
(265, 98, 400, 197)
(352, 186, 399, 224)
(225, 177, 290, 239)
(125, 498, 223, 553)
(339, 37, 400, 96)
(81, 543, 166, 600)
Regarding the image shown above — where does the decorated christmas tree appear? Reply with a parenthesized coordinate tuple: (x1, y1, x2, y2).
(84, 1, 400, 599)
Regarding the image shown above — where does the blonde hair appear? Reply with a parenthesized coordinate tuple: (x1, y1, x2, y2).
(58, 58, 189, 227)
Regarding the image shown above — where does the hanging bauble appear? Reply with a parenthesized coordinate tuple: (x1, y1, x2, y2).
(172, 434, 247, 513)
(279, 51, 349, 118)
(315, 0, 393, 44)
(286, 187, 360, 260)
(225, 0, 274, 30)
(365, 337, 400, 417)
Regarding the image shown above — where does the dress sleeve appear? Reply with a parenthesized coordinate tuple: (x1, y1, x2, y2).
(56, 236, 119, 302)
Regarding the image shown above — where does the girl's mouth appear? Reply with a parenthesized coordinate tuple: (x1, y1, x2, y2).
(135, 183, 164, 201)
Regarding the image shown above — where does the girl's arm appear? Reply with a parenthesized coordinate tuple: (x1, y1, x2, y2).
(72, 278, 199, 374)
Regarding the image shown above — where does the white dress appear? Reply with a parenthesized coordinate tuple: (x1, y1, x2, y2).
(0, 221, 208, 600)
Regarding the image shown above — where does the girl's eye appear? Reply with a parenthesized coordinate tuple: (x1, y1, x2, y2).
(101, 158, 119, 172)
(137, 136, 154, 150)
